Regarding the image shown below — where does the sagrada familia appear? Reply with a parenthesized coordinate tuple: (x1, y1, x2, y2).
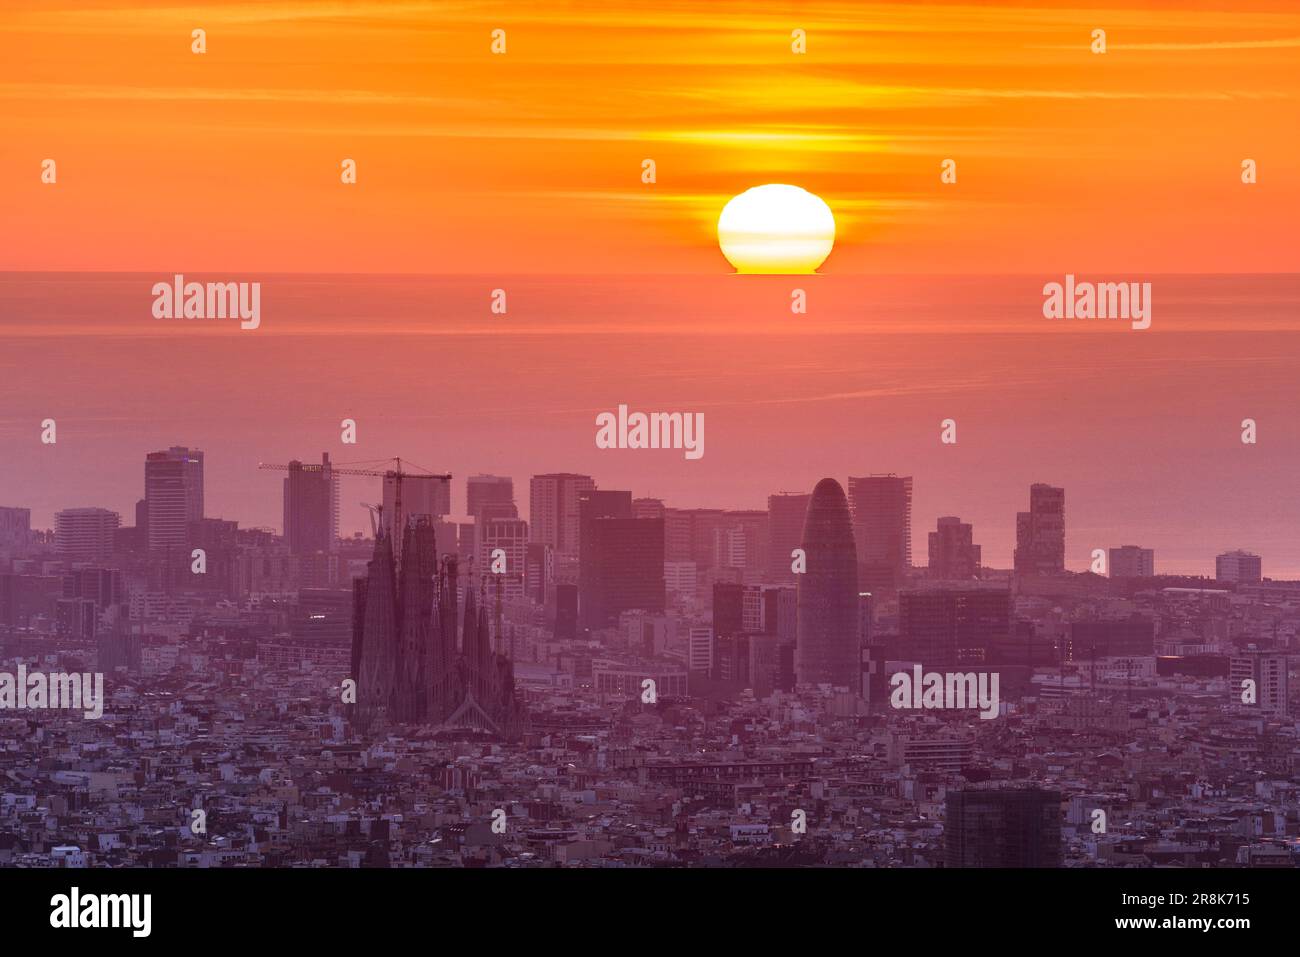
(350, 518, 524, 740)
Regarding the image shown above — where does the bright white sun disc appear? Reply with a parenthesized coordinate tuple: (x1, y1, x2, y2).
(717, 184, 835, 274)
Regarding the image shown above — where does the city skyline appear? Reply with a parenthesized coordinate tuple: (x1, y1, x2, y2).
(5, 437, 1283, 581)
(6, 268, 1300, 576)
(2, 0, 1298, 891)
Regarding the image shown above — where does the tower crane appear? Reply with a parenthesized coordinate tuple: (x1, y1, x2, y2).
(258, 456, 451, 539)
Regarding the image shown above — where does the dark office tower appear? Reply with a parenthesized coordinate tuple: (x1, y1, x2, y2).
(577, 489, 631, 627)
(857, 591, 873, 645)
(291, 589, 353, 645)
(283, 453, 338, 555)
(713, 582, 744, 639)
(777, 641, 797, 692)
(99, 625, 140, 673)
(525, 542, 552, 603)
(0, 573, 61, 627)
(928, 516, 981, 580)
(55, 598, 97, 639)
(582, 516, 665, 629)
(144, 447, 204, 550)
(1014, 483, 1065, 577)
(466, 474, 514, 518)
(1068, 617, 1155, 659)
(0, 507, 31, 554)
(64, 567, 125, 609)
(186, 517, 240, 596)
(95, 568, 139, 671)
(553, 582, 578, 640)
(747, 634, 780, 696)
(762, 586, 797, 641)
(856, 590, 877, 701)
(944, 789, 1062, 868)
(457, 521, 476, 567)
(530, 473, 596, 559)
(475, 500, 519, 523)
(633, 497, 665, 520)
(715, 632, 752, 685)
(767, 493, 811, 583)
(900, 587, 1010, 668)
(860, 594, 891, 709)
(607, 515, 666, 622)
(847, 475, 912, 592)
(580, 489, 632, 524)
(60, 567, 126, 641)
(796, 479, 860, 690)
(134, 499, 149, 542)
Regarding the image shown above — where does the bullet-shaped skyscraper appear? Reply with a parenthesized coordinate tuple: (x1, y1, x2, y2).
(796, 478, 860, 691)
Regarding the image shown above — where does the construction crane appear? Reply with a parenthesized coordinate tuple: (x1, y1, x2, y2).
(360, 502, 383, 538)
(258, 456, 451, 539)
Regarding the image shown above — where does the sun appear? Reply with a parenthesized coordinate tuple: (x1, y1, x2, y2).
(717, 184, 836, 274)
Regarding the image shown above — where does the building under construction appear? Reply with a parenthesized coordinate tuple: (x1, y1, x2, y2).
(351, 517, 524, 740)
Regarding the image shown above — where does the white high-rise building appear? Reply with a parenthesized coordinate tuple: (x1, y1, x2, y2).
(1230, 650, 1289, 717)
(55, 508, 120, 561)
(664, 561, 698, 605)
(529, 473, 595, 559)
(477, 516, 528, 602)
(688, 626, 714, 676)
(1216, 550, 1262, 584)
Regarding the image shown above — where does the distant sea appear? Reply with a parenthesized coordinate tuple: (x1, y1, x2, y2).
(2, 272, 1298, 578)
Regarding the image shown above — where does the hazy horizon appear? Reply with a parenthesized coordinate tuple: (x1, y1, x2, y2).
(5, 271, 1299, 578)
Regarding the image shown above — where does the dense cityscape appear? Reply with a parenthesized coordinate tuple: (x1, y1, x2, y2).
(0, 447, 1295, 868)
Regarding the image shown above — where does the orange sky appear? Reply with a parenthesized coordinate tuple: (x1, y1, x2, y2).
(2, 0, 1298, 274)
